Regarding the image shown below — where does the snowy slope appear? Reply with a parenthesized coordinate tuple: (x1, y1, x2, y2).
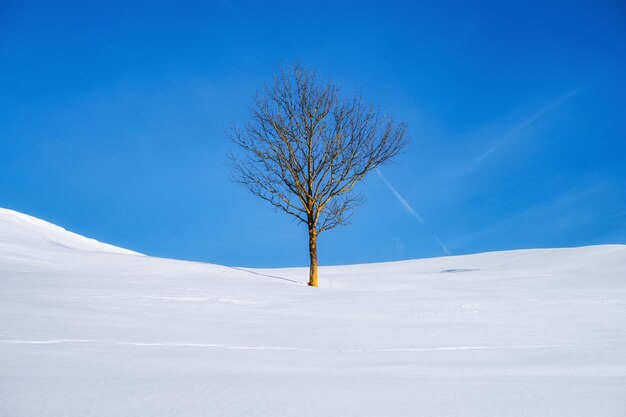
(0, 208, 625, 417)
(0, 208, 141, 258)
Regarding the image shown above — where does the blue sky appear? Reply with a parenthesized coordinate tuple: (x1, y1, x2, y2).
(1, 0, 625, 267)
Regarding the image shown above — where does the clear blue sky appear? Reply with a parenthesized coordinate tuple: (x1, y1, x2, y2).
(1, 0, 625, 267)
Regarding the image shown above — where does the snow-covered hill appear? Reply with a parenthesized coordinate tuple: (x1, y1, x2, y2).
(0, 208, 141, 258)
(0, 208, 625, 416)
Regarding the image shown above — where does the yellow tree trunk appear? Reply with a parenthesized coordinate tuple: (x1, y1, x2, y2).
(308, 226, 318, 287)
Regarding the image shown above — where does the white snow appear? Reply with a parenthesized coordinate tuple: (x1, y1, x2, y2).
(0, 207, 625, 416)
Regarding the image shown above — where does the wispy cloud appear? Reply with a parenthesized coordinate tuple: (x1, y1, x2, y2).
(375, 86, 589, 256)
(377, 169, 425, 224)
(468, 85, 586, 170)
(453, 178, 613, 250)
(413, 85, 589, 193)
(376, 169, 451, 255)
(221, 0, 236, 12)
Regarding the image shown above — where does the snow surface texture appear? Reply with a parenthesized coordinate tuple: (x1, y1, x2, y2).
(0, 207, 625, 416)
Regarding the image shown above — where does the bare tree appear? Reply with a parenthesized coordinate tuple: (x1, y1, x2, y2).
(228, 66, 409, 287)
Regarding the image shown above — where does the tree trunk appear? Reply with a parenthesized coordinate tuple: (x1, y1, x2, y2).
(308, 225, 318, 287)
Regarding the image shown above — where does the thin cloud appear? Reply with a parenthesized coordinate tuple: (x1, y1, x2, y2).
(453, 179, 608, 250)
(376, 169, 451, 255)
(415, 85, 588, 190)
(377, 169, 425, 225)
(469, 85, 586, 169)
(221, 0, 236, 12)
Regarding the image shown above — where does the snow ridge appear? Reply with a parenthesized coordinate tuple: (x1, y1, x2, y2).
(0, 207, 141, 256)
